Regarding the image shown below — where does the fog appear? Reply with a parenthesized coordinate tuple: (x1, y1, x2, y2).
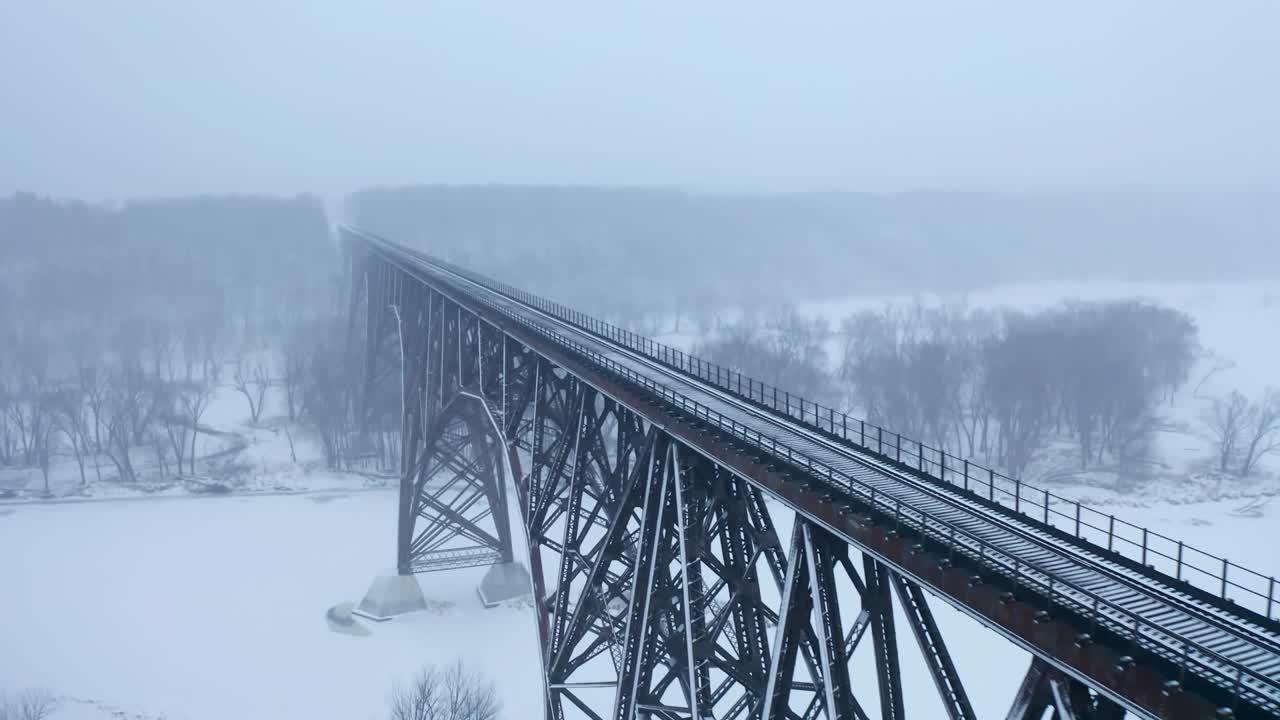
(5, 4, 1280, 720)
(3, 2, 1279, 200)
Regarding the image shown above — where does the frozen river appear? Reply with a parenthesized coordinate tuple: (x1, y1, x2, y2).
(0, 491, 542, 720)
(2, 489, 1275, 719)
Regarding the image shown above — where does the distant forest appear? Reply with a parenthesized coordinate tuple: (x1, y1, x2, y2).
(0, 193, 344, 488)
(347, 185, 1280, 323)
(2, 186, 1277, 493)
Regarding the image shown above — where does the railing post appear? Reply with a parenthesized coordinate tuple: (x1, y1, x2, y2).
(859, 420, 865, 447)
(989, 469, 995, 501)
(842, 414, 847, 439)
(918, 442, 924, 470)
(1075, 503, 1081, 537)
(1108, 515, 1115, 552)
(1268, 578, 1276, 619)
(940, 452, 946, 481)
(829, 407, 834, 434)
(877, 427, 883, 454)
(1015, 479, 1021, 512)
(963, 460, 970, 492)
(1221, 558, 1229, 598)
(1141, 528, 1148, 565)
(1043, 490, 1049, 524)
(896, 434, 902, 462)
(1176, 541, 1184, 581)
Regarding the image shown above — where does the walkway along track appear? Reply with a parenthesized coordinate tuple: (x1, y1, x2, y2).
(350, 228, 1280, 719)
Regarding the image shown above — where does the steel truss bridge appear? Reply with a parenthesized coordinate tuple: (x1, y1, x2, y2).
(345, 227, 1280, 720)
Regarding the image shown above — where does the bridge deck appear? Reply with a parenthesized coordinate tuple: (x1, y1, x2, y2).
(364, 235, 1280, 715)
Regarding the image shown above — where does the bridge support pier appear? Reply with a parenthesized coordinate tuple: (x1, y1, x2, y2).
(478, 561, 533, 607)
(354, 572, 430, 621)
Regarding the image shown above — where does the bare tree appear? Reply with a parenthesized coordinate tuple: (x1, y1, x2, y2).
(33, 412, 52, 494)
(5, 329, 52, 470)
(0, 688, 56, 720)
(839, 304, 975, 453)
(178, 382, 214, 475)
(0, 381, 13, 466)
(1203, 391, 1248, 474)
(3, 329, 57, 489)
(303, 339, 352, 469)
(1192, 352, 1236, 400)
(161, 394, 190, 477)
(282, 424, 298, 463)
(147, 316, 178, 382)
(233, 358, 270, 424)
(949, 333, 992, 458)
(762, 305, 831, 401)
(101, 382, 139, 484)
(111, 361, 161, 447)
(280, 328, 310, 423)
(388, 661, 500, 720)
(180, 321, 202, 383)
(52, 388, 91, 486)
(151, 427, 171, 480)
(1240, 389, 1280, 476)
(79, 367, 108, 453)
(983, 316, 1054, 477)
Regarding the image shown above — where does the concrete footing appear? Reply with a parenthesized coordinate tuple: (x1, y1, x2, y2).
(477, 562, 531, 607)
(353, 572, 429, 621)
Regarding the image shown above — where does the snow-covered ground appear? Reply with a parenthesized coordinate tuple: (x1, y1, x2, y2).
(0, 491, 541, 720)
(0, 379, 393, 503)
(2, 483, 1276, 719)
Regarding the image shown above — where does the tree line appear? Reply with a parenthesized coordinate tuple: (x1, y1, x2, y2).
(7, 188, 1277, 494)
(348, 185, 1280, 333)
(700, 299, 1276, 482)
(0, 192, 363, 493)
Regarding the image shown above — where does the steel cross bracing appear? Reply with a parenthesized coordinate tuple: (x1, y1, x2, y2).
(346, 227, 1280, 720)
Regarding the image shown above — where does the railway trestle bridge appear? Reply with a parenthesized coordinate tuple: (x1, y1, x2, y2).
(345, 227, 1280, 720)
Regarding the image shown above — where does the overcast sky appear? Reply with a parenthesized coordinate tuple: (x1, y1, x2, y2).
(3, 2, 1278, 201)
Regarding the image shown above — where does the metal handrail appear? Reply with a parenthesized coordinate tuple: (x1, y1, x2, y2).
(398, 240, 1278, 627)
